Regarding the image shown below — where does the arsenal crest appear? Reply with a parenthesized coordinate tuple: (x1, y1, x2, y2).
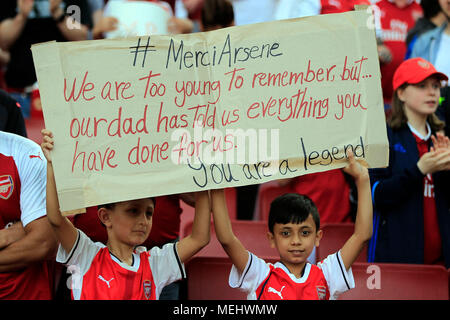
(0, 175, 13, 200)
(143, 280, 152, 300)
(316, 285, 327, 300)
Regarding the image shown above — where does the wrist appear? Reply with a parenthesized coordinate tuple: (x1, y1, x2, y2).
(416, 162, 427, 175)
(355, 174, 370, 187)
(16, 12, 28, 22)
(52, 7, 64, 21)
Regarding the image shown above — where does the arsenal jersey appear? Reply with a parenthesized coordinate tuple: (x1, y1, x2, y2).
(57, 230, 186, 300)
(229, 251, 354, 300)
(0, 131, 52, 299)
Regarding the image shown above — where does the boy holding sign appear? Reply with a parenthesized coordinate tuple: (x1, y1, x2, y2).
(210, 150, 372, 300)
(41, 129, 211, 300)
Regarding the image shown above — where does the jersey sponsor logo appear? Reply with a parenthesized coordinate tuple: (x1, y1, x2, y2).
(316, 285, 327, 300)
(98, 275, 114, 288)
(0, 175, 14, 200)
(143, 280, 152, 300)
(268, 286, 285, 299)
(29, 154, 42, 160)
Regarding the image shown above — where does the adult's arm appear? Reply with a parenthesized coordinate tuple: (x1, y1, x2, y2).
(0, 216, 57, 272)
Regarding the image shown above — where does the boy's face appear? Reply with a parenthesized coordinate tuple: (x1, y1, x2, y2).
(100, 198, 154, 246)
(267, 214, 322, 270)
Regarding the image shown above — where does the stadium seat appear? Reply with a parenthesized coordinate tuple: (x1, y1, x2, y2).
(255, 181, 294, 221)
(186, 256, 278, 300)
(316, 223, 367, 263)
(339, 262, 449, 300)
(183, 220, 279, 259)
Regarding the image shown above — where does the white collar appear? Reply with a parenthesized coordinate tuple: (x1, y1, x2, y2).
(109, 251, 141, 272)
(407, 122, 431, 141)
(274, 262, 311, 283)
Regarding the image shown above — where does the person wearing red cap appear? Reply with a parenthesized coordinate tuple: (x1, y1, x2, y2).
(368, 57, 450, 268)
(374, 0, 423, 110)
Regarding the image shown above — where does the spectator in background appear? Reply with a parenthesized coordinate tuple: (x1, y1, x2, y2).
(0, 0, 92, 119)
(201, 0, 234, 31)
(369, 58, 450, 268)
(229, 0, 277, 26)
(274, 0, 320, 20)
(0, 89, 27, 137)
(410, 0, 450, 79)
(374, 0, 423, 112)
(320, 0, 370, 14)
(405, 0, 447, 59)
(410, 0, 450, 148)
(175, 0, 203, 32)
(0, 130, 58, 299)
(94, 0, 194, 39)
(273, 0, 370, 20)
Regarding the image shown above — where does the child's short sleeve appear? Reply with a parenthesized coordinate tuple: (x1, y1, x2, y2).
(148, 242, 186, 298)
(228, 251, 270, 299)
(317, 250, 355, 300)
(56, 229, 104, 276)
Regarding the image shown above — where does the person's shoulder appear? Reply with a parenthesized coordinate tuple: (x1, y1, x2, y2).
(374, 0, 392, 9)
(386, 123, 410, 140)
(0, 131, 41, 157)
(415, 23, 446, 43)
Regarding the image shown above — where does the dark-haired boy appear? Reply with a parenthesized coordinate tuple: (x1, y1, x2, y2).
(211, 151, 373, 300)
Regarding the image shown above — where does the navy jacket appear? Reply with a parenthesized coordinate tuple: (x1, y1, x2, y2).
(368, 125, 450, 268)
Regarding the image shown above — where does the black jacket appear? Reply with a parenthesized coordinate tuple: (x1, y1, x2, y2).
(368, 125, 450, 268)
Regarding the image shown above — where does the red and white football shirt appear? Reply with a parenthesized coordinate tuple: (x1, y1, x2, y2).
(0, 131, 52, 300)
(374, 0, 423, 103)
(57, 229, 186, 300)
(229, 251, 354, 300)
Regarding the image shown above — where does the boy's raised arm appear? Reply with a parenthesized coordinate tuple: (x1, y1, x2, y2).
(211, 189, 249, 275)
(340, 151, 373, 270)
(177, 191, 211, 263)
(41, 129, 78, 254)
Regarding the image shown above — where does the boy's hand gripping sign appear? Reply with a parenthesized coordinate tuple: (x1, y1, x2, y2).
(32, 9, 388, 214)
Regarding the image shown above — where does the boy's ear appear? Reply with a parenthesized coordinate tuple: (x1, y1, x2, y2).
(315, 229, 323, 247)
(98, 207, 112, 228)
(267, 231, 276, 248)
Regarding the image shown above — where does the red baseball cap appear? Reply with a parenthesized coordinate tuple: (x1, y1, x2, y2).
(392, 57, 448, 92)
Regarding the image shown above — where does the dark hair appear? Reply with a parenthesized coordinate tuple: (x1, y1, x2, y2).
(389, 84, 445, 132)
(201, 0, 234, 31)
(420, 0, 442, 19)
(268, 193, 320, 233)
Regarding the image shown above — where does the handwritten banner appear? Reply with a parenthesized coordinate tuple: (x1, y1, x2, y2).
(32, 9, 388, 213)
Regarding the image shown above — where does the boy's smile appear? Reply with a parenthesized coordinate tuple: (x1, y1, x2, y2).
(268, 214, 322, 277)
